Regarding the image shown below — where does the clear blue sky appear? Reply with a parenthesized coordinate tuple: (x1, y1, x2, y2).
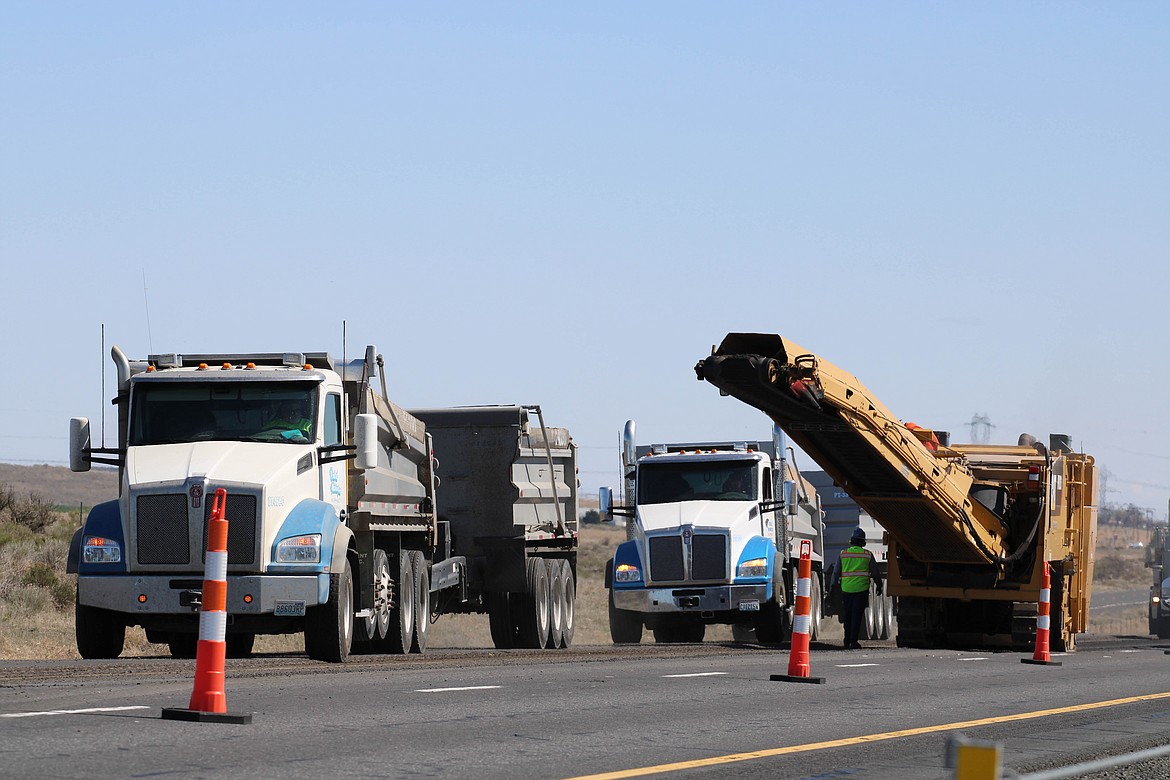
(2, 4, 1167, 515)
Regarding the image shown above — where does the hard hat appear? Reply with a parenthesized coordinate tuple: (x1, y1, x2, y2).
(850, 527, 867, 545)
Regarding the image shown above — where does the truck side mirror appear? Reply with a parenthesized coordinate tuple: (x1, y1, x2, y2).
(783, 480, 799, 516)
(69, 417, 91, 473)
(599, 486, 614, 522)
(354, 413, 379, 471)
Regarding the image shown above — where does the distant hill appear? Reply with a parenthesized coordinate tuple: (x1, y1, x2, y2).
(0, 463, 118, 510)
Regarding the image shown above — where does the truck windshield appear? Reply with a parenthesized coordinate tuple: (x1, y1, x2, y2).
(128, 381, 318, 445)
(638, 461, 756, 504)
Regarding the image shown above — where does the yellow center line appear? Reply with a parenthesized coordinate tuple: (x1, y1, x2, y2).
(566, 690, 1170, 780)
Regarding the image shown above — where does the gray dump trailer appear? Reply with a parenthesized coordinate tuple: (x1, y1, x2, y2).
(412, 405, 579, 650)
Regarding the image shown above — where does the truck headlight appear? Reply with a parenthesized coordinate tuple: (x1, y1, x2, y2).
(737, 558, 768, 578)
(275, 534, 321, 563)
(83, 536, 122, 563)
(615, 563, 641, 583)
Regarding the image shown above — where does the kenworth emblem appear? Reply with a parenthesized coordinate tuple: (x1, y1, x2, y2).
(189, 483, 204, 509)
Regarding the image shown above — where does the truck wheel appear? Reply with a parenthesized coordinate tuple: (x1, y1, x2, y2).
(1157, 614, 1170, 640)
(754, 601, 789, 644)
(305, 558, 354, 663)
(545, 559, 565, 650)
(168, 633, 198, 659)
(410, 550, 429, 654)
(731, 624, 757, 644)
(487, 592, 515, 649)
(357, 549, 392, 644)
(517, 557, 550, 649)
(862, 582, 879, 639)
(557, 559, 576, 648)
(75, 600, 125, 660)
(226, 632, 255, 658)
(376, 548, 414, 654)
(809, 575, 823, 641)
(608, 589, 643, 644)
(879, 594, 893, 636)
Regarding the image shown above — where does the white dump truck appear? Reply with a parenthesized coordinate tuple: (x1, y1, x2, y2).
(599, 421, 825, 643)
(67, 345, 577, 662)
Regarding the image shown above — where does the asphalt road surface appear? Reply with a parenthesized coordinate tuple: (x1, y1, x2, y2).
(4, 634, 1170, 780)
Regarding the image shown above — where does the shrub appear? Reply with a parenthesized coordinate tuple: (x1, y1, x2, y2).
(22, 562, 58, 588)
(50, 580, 75, 611)
(8, 492, 56, 533)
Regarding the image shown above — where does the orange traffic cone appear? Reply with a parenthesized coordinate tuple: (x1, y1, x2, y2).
(162, 489, 253, 723)
(772, 540, 826, 684)
(1021, 561, 1062, 667)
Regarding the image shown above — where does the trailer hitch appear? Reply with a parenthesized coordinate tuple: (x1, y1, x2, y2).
(178, 590, 203, 611)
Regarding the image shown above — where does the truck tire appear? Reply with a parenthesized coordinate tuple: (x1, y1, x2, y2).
(75, 600, 125, 660)
(516, 557, 550, 649)
(809, 574, 823, 641)
(378, 548, 415, 654)
(226, 632, 255, 658)
(410, 550, 429, 654)
(862, 581, 879, 639)
(168, 633, 198, 659)
(545, 559, 565, 650)
(304, 558, 354, 663)
(878, 592, 894, 640)
(487, 591, 515, 649)
(608, 589, 643, 644)
(357, 549, 391, 644)
(1157, 614, 1170, 640)
(557, 559, 576, 648)
(754, 600, 789, 644)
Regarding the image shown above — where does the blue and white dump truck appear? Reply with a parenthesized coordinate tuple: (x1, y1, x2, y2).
(67, 345, 578, 662)
(599, 420, 826, 643)
(805, 470, 894, 641)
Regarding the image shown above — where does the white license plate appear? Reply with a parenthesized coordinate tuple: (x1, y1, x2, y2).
(739, 600, 760, 612)
(274, 600, 306, 617)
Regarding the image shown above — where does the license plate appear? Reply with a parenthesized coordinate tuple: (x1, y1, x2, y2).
(739, 600, 760, 612)
(274, 600, 306, 617)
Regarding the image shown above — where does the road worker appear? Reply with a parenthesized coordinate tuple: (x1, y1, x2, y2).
(831, 527, 883, 649)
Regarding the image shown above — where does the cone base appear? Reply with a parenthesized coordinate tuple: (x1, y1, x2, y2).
(161, 707, 253, 724)
(1020, 658, 1062, 666)
(770, 674, 826, 684)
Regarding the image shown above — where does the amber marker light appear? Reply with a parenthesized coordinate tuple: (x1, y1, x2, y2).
(243, 594, 254, 604)
(138, 594, 148, 603)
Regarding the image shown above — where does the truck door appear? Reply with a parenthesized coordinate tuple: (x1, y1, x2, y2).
(320, 392, 347, 517)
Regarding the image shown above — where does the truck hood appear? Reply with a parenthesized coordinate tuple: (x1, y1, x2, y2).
(636, 501, 755, 533)
(126, 441, 309, 489)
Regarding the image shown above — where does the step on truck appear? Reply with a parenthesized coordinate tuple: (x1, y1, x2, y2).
(599, 420, 825, 644)
(696, 332, 1098, 651)
(805, 470, 894, 642)
(66, 345, 577, 662)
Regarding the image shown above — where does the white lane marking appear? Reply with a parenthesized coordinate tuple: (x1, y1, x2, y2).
(662, 672, 728, 678)
(959, 657, 989, 662)
(836, 663, 879, 668)
(1121, 649, 1143, 653)
(1, 705, 151, 719)
(1091, 601, 1146, 610)
(415, 685, 501, 693)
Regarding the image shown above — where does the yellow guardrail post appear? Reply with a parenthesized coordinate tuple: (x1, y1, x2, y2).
(946, 734, 1002, 780)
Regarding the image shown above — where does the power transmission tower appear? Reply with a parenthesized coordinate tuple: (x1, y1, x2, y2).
(966, 413, 995, 445)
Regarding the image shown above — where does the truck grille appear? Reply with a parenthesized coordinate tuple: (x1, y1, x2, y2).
(203, 494, 258, 565)
(136, 494, 190, 564)
(134, 491, 258, 567)
(647, 533, 728, 583)
(649, 537, 684, 581)
(692, 535, 727, 580)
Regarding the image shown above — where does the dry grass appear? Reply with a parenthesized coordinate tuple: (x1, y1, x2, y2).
(2, 515, 1157, 659)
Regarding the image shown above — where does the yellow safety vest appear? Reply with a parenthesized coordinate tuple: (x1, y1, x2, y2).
(839, 546, 873, 594)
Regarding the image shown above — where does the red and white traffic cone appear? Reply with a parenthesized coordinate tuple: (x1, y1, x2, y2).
(162, 489, 253, 723)
(772, 540, 826, 684)
(1021, 561, 1062, 667)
